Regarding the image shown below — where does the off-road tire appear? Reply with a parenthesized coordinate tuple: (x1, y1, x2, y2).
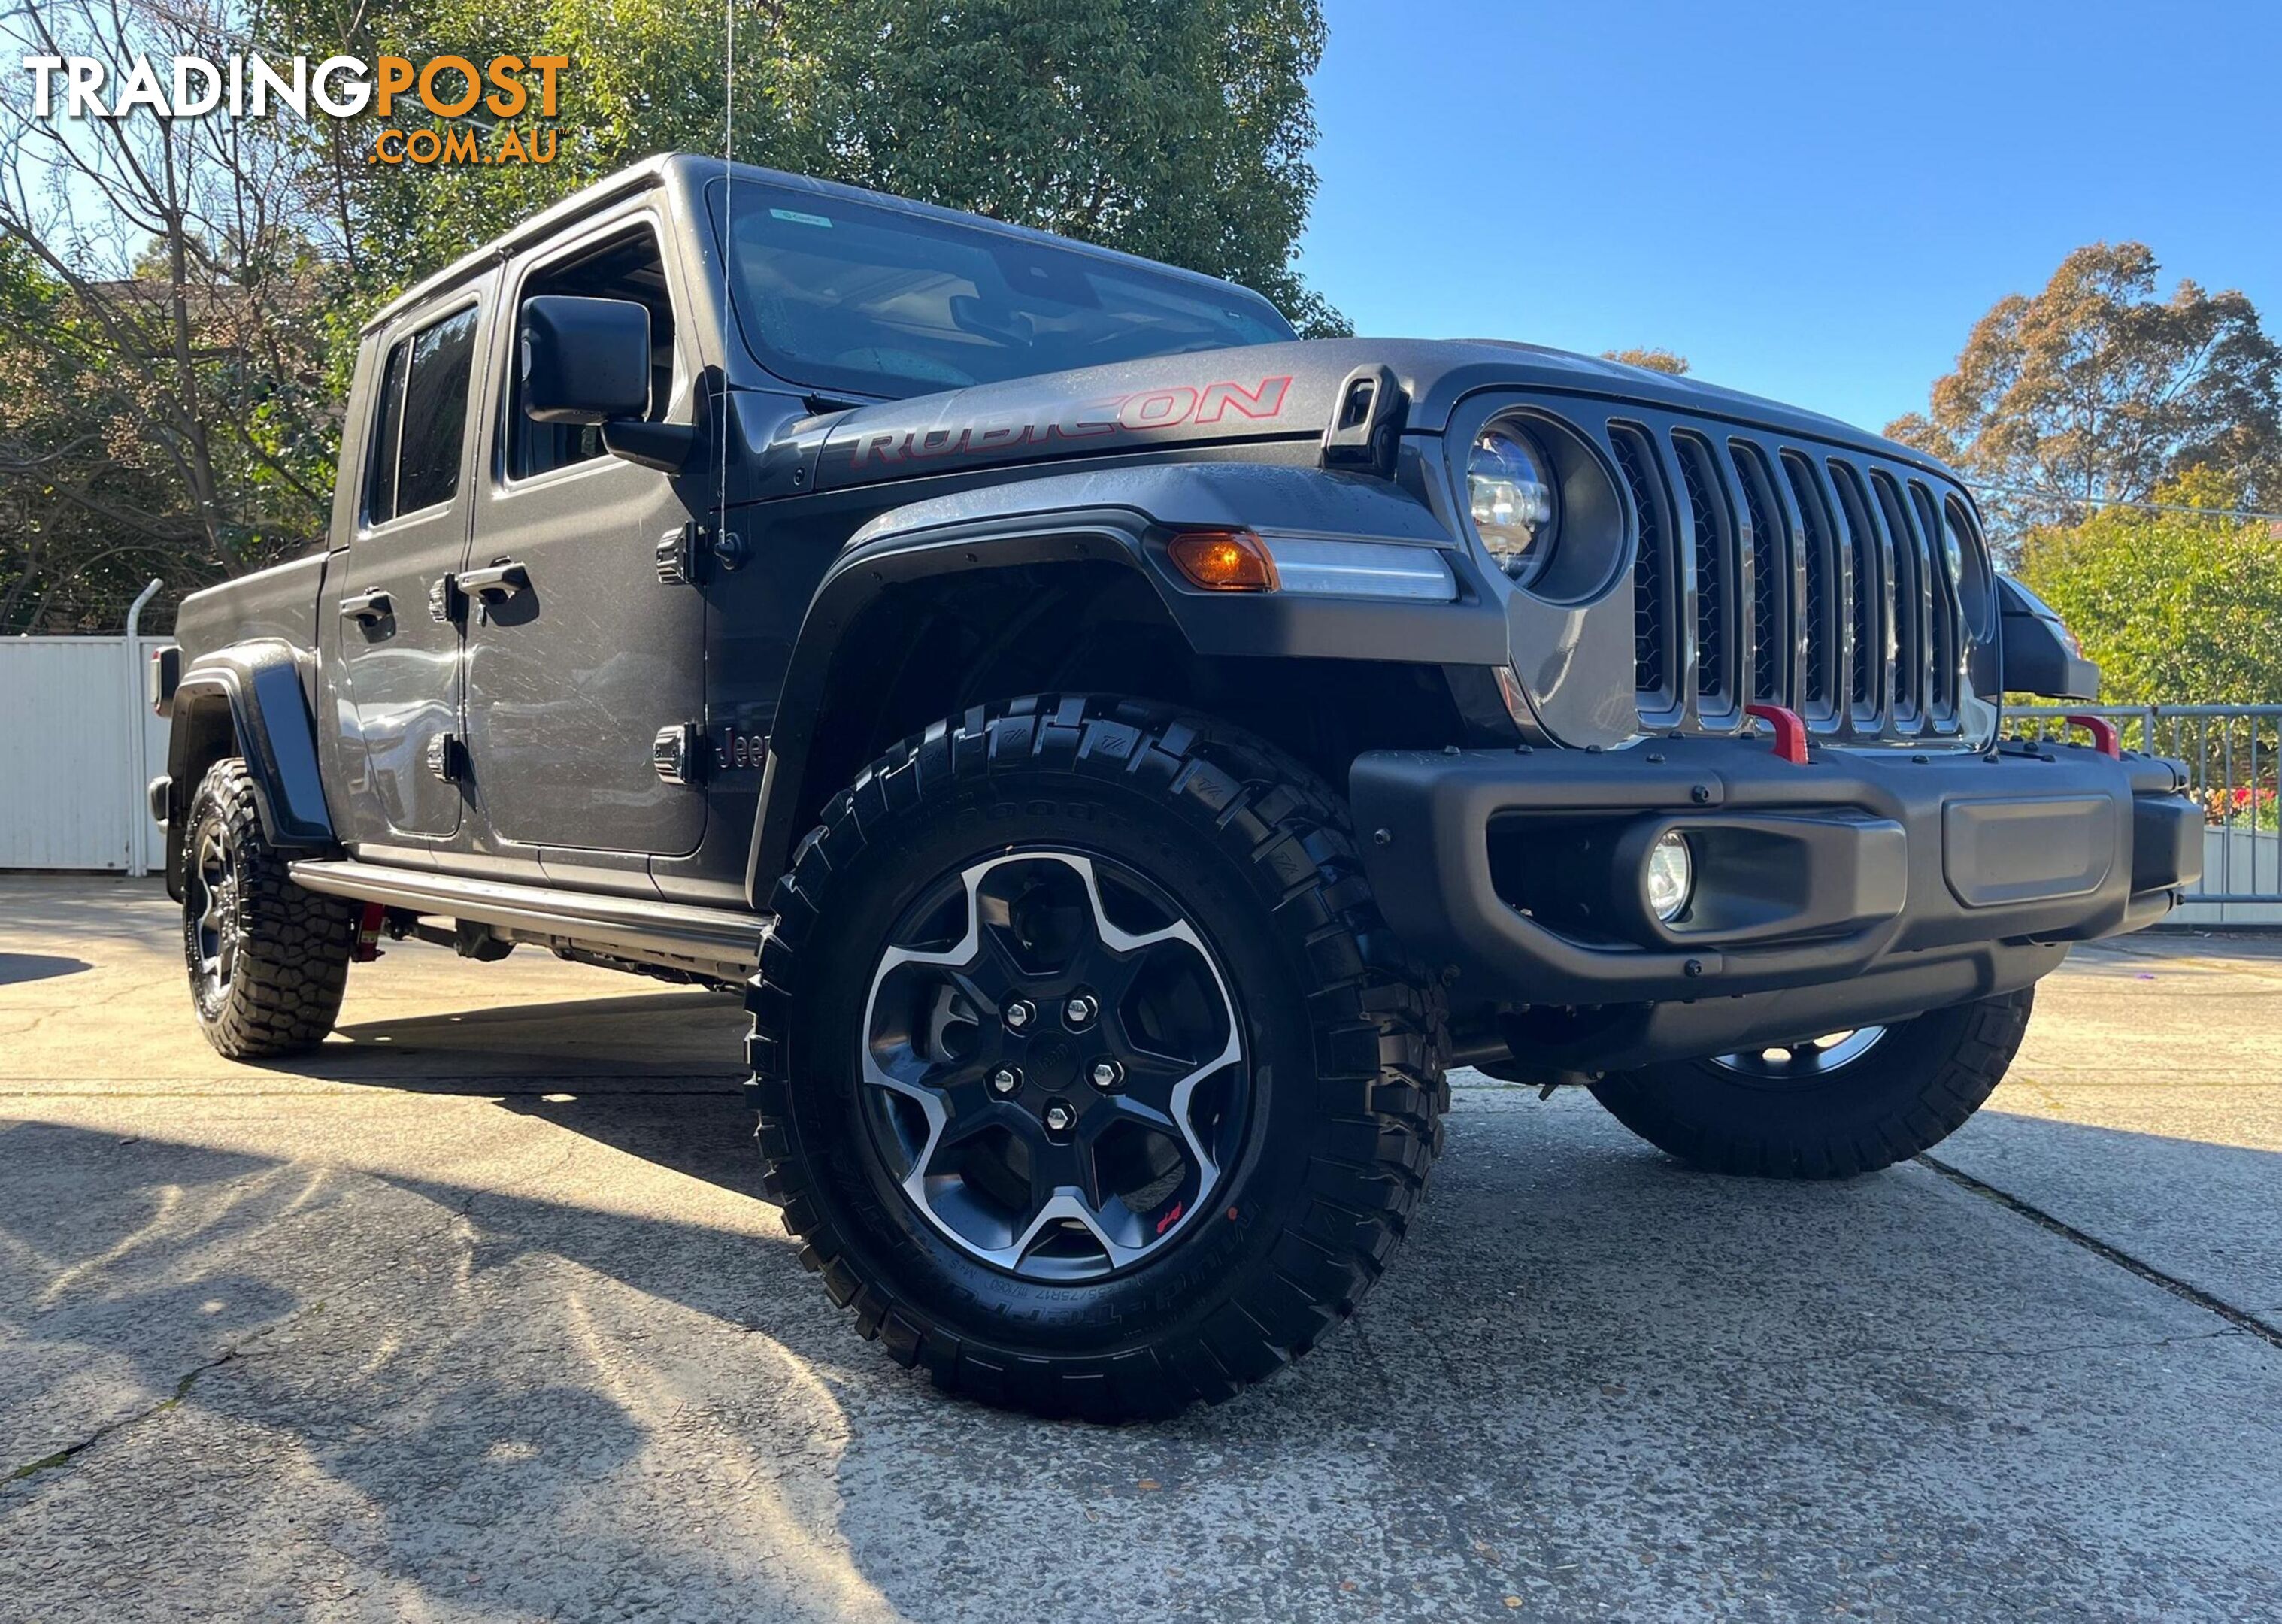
(182, 757, 357, 1059)
(746, 695, 1447, 1419)
(1589, 987, 2035, 1179)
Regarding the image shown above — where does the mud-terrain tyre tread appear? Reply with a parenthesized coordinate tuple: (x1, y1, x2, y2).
(745, 695, 1447, 1419)
(1589, 987, 2035, 1179)
(183, 757, 356, 1059)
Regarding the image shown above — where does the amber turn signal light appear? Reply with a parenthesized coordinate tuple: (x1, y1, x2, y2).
(1168, 529, 1277, 592)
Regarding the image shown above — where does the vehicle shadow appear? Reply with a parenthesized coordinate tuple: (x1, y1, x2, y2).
(0, 953, 91, 986)
(229, 987, 764, 1201)
(5, 1103, 2280, 1620)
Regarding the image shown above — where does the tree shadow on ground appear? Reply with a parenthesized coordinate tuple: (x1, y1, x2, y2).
(5, 1104, 2281, 1622)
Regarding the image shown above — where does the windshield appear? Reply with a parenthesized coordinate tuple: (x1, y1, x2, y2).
(710, 181, 1296, 399)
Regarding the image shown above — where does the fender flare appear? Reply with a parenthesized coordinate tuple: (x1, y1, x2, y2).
(165, 639, 338, 849)
(742, 462, 1506, 901)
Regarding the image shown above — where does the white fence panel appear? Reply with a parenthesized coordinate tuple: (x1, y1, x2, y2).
(0, 636, 171, 873)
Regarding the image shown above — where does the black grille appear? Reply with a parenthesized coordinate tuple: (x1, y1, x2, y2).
(1611, 427, 1668, 701)
(1779, 451, 1832, 716)
(1730, 441, 1787, 704)
(1674, 436, 1727, 705)
(1868, 474, 1921, 720)
(1623, 423, 1969, 743)
(1920, 486, 1961, 714)
(1826, 462, 1882, 714)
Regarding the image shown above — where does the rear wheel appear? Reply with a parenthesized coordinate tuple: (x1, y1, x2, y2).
(1588, 988, 2034, 1178)
(747, 696, 1446, 1419)
(182, 758, 356, 1059)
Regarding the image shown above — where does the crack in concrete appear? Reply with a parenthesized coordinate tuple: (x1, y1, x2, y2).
(2, 1162, 515, 1491)
(5, 1346, 248, 1486)
(1919, 1153, 2282, 1353)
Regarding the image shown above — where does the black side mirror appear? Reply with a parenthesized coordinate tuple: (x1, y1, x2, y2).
(520, 295, 651, 423)
(520, 295, 695, 474)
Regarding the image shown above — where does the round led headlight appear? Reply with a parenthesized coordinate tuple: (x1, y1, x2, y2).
(1645, 830, 1693, 923)
(1465, 419, 1559, 581)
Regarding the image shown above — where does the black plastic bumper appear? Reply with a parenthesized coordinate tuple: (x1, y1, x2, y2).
(1350, 738, 2202, 1072)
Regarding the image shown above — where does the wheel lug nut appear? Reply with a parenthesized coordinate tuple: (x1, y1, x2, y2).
(1089, 1060, 1123, 1091)
(1064, 995, 1097, 1027)
(1043, 1101, 1076, 1134)
(1004, 998, 1035, 1031)
(989, 1066, 1021, 1096)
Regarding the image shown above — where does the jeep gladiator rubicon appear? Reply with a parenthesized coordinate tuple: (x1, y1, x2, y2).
(149, 154, 2202, 1419)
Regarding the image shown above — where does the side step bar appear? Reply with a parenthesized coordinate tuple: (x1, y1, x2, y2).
(288, 859, 768, 980)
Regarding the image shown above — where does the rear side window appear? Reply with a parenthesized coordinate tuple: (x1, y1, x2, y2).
(364, 304, 480, 526)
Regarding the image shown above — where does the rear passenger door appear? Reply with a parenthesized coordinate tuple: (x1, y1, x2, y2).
(329, 293, 489, 847)
(462, 211, 707, 871)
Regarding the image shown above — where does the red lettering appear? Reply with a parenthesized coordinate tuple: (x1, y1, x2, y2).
(1118, 386, 1198, 432)
(1052, 395, 1124, 441)
(966, 417, 1025, 453)
(1196, 375, 1292, 425)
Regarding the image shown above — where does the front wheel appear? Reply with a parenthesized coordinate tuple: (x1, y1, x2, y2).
(182, 757, 357, 1059)
(1588, 987, 2035, 1178)
(746, 697, 1446, 1419)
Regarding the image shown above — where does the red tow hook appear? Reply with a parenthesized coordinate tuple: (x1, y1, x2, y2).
(2065, 714, 2122, 759)
(1744, 702, 1808, 765)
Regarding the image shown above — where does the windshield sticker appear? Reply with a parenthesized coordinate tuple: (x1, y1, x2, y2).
(768, 208, 833, 228)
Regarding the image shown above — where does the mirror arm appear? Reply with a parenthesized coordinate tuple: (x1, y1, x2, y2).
(600, 419, 697, 475)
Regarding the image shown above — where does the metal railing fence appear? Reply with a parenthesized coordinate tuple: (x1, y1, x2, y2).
(2005, 704, 2281, 907)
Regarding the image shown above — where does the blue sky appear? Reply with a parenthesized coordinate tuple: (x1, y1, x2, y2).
(1297, 0, 2282, 438)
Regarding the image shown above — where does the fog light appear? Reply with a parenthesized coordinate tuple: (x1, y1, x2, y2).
(1645, 831, 1693, 922)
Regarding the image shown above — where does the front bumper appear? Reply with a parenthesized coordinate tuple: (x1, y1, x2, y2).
(1350, 738, 2202, 1072)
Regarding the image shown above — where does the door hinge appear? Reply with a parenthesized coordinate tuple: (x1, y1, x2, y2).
(652, 722, 711, 786)
(426, 732, 466, 783)
(656, 523, 750, 585)
(656, 524, 701, 585)
(429, 574, 466, 625)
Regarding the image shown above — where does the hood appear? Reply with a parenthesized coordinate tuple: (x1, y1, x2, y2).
(805, 337, 1949, 495)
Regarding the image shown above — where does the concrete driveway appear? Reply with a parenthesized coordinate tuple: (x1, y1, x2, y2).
(3, 874, 2278, 1621)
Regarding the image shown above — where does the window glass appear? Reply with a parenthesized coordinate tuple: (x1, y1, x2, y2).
(364, 304, 478, 525)
(709, 181, 1294, 401)
(362, 341, 409, 526)
(508, 227, 677, 480)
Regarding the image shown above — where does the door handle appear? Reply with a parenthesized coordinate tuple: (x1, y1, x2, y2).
(456, 562, 529, 601)
(338, 589, 392, 626)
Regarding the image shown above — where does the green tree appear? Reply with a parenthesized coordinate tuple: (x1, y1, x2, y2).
(1887, 243, 2282, 550)
(759, 0, 1347, 334)
(2014, 468, 2282, 707)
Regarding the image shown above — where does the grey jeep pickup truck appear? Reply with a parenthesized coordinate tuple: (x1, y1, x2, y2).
(150, 153, 2201, 1419)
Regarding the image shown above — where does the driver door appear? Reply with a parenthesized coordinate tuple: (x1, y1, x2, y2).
(462, 211, 707, 865)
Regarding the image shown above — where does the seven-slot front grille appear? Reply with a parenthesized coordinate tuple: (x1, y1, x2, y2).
(1623, 423, 1974, 743)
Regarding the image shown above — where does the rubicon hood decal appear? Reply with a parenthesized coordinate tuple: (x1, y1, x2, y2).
(847, 374, 1291, 471)
(811, 350, 1337, 492)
